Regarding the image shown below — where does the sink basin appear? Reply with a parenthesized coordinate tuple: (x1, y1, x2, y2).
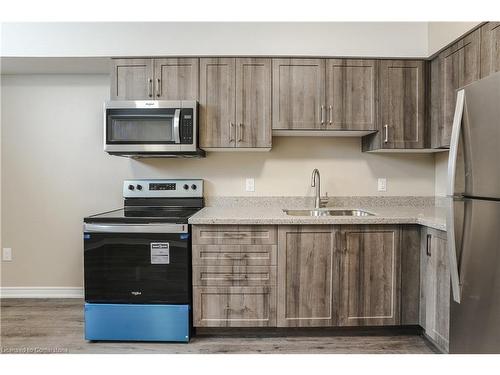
(283, 209, 374, 217)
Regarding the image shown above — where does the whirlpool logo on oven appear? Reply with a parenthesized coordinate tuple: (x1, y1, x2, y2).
(150, 242, 170, 264)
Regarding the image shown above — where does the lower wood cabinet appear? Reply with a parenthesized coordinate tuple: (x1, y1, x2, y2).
(191, 224, 425, 330)
(193, 286, 276, 327)
(420, 227, 450, 352)
(277, 226, 338, 327)
(338, 225, 401, 326)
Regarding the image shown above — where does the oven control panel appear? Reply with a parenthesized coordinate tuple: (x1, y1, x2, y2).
(123, 179, 203, 198)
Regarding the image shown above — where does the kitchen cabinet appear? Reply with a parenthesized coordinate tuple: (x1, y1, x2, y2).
(420, 227, 450, 352)
(363, 60, 426, 150)
(110, 58, 199, 100)
(431, 29, 481, 148)
(338, 225, 401, 326)
(110, 59, 154, 100)
(277, 226, 338, 327)
(199, 58, 272, 149)
(480, 22, 500, 78)
(272, 59, 326, 130)
(325, 59, 378, 131)
(192, 225, 278, 327)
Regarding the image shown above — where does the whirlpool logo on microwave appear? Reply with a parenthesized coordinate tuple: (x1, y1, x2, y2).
(130, 291, 142, 296)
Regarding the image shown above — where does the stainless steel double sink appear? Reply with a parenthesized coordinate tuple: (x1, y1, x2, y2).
(283, 209, 374, 217)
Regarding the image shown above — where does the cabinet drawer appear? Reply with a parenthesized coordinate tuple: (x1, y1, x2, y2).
(193, 286, 276, 327)
(193, 266, 277, 286)
(192, 225, 277, 245)
(192, 244, 277, 266)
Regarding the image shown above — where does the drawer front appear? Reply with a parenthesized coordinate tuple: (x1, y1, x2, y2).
(193, 225, 277, 245)
(193, 286, 276, 327)
(192, 245, 277, 266)
(193, 266, 277, 286)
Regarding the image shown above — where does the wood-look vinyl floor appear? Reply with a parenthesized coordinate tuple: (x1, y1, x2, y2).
(0, 299, 437, 354)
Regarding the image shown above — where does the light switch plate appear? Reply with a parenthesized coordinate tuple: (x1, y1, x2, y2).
(2, 248, 12, 261)
(245, 178, 255, 192)
(378, 178, 387, 192)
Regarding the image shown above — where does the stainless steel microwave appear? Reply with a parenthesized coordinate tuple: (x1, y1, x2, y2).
(103, 100, 204, 158)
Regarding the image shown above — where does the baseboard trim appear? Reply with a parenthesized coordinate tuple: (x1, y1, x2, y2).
(0, 287, 84, 298)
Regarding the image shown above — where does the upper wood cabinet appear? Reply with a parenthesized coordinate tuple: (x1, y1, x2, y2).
(153, 58, 199, 100)
(363, 60, 426, 150)
(325, 59, 378, 130)
(110, 59, 154, 100)
(200, 58, 272, 149)
(480, 22, 500, 78)
(277, 226, 338, 327)
(420, 228, 450, 352)
(272, 59, 326, 130)
(338, 225, 401, 326)
(110, 58, 199, 100)
(431, 29, 481, 148)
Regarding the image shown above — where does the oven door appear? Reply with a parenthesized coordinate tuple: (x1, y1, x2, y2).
(104, 101, 182, 153)
(83, 223, 190, 304)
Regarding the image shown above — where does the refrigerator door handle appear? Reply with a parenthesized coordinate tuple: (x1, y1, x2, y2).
(447, 89, 466, 304)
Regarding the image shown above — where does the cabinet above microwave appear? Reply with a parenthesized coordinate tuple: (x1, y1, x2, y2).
(104, 100, 205, 158)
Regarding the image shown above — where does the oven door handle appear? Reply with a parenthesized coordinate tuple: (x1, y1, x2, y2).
(84, 223, 188, 234)
(173, 109, 181, 144)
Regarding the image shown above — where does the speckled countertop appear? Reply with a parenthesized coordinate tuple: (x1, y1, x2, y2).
(188, 196, 447, 231)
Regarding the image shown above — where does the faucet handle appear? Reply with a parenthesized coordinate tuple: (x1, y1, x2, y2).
(320, 192, 329, 207)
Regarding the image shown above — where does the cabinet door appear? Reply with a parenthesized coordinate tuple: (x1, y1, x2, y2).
(379, 60, 425, 149)
(433, 29, 480, 148)
(339, 225, 401, 326)
(110, 58, 153, 100)
(199, 58, 236, 148)
(235, 58, 272, 148)
(325, 59, 378, 130)
(420, 228, 450, 352)
(193, 286, 276, 327)
(480, 22, 500, 78)
(277, 226, 337, 327)
(272, 59, 326, 130)
(153, 58, 199, 100)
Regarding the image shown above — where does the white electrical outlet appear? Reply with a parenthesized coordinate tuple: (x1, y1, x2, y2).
(378, 178, 387, 192)
(245, 178, 255, 192)
(2, 248, 12, 262)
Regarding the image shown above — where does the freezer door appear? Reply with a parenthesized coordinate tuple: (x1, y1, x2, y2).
(449, 198, 500, 353)
(460, 73, 500, 199)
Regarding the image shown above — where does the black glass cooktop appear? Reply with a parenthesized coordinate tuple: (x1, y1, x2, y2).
(84, 206, 200, 224)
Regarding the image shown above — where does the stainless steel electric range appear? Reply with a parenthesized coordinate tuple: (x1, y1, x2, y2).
(83, 179, 203, 342)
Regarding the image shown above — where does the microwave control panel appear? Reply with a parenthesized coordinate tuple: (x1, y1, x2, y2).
(180, 109, 193, 144)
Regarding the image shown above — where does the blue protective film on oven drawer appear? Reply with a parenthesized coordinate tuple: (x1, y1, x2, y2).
(84, 303, 190, 342)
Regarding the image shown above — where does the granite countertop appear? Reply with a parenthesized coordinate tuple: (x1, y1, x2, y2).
(188, 197, 447, 231)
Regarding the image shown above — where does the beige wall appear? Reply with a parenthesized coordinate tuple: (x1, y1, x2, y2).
(435, 151, 449, 197)
(1, 74, 436, 287)
(427, 22, 481, 56)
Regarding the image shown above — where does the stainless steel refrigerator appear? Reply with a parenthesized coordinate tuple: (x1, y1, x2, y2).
(446, 71, 500, 353)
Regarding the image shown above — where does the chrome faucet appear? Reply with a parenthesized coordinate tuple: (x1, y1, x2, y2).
(311, 169, 321, 209)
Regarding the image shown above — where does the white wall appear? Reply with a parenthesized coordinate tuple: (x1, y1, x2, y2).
(1, 22, 430, 58)
(428, 22, 481, 55)
(435, 151, 449, 197)
(1, 74, 436, 287)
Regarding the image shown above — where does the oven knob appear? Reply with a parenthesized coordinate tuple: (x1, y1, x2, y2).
(183, 184, 189, 190)
(136, 184, 143, 191)
(191, 184, 197, 190)
(128, 184, 135, 191)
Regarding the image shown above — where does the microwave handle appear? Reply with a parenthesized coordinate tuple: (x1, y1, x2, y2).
(173, 109, 181, 144)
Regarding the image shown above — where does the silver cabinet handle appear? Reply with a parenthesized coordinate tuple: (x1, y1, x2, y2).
(148, 78, 153, 98)
(384, 124, 389, 143)
(426, 233, 432, 256)
(156, 78, 161, 97)
(229, 122, 235, 143)
(320, 105, 325, 125)
(238, 123, 243, 142)
(329, 105, 333, 125)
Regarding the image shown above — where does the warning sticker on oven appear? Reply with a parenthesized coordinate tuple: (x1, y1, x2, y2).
(150, 242, 170, 264)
